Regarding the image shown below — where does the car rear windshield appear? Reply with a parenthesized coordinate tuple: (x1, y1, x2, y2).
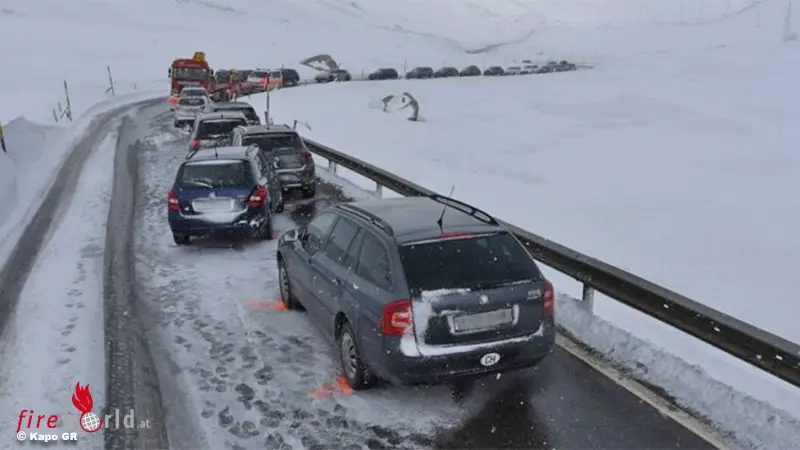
(399, 232, 541, 294)
(179, 97, 205, 106)
(179, 160, 252, 189)
(242, 133, 302, 152)
(196, 119, 246, 139)
(214, 106, 258, 121)
(250, 71, 268, 78)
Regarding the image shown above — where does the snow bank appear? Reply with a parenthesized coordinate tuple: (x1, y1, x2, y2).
(556, 294, 800, 450)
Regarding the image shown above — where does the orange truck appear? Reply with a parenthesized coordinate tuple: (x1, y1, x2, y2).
(168, 52, 231, 101)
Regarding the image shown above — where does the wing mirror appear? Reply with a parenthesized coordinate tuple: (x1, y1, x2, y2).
(281, 228, 300, 243)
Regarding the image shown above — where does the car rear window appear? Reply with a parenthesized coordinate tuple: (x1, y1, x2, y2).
(399, 232, 541, 294)
(214, 106, 258, 121)
(242, 133, 302, 152)
(196, 119, 246, 139)
(250, 71, 268, 78)
(178, 160, 252, 188)
(179, 97, 205, 106)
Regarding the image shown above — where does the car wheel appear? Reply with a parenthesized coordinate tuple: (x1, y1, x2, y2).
(301, 185, 316, 199)
(173, 233, 190, 245)
(278, 259, 301, 310)
(338, 322, 376, 390)
(259, 215, 274, 240)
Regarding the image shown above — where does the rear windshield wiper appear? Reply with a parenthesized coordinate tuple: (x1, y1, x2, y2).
(183, 181, 214, 189)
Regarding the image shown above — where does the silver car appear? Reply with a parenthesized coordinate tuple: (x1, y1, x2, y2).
(174, 97, 208, 128)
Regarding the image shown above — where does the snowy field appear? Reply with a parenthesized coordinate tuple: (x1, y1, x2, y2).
(0, 0, 798, 447)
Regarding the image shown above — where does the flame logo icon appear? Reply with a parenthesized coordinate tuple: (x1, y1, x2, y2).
(72, 383, 103, 433)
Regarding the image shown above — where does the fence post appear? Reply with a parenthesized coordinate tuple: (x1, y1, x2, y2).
(106, 66, 116, 96)
(581, 284, 595, 313)
(63, 81, 73, 121)
(0, 120, 7, 153)
(53, 109, 59, 123)
(328, 160, 337, 174)
(375, 183, 383, 198)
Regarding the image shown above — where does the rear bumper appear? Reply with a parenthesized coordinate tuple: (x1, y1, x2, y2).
(277, 171, 315, 189)
(370, 323, 556, 385)
(168, 210, 267, 235)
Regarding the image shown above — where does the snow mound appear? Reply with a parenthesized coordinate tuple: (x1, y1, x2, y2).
(556, 294, 800, 450)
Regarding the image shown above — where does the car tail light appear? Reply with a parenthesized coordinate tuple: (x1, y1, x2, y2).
(167, 189, 180, 212)
(248, 185, 268, 208)
(300, 152, 312, 160)
(190, 139, 201, 150)
(440, 231, 471, 239)
(381, 299, 412, 336)
(543, 280, 554, 315)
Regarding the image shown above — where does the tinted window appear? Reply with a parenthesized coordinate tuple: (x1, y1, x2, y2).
(303, 213, 337, 254)
(399, 232, 541, 294)
(242, 133, 302, 152)
(196, 120, 246, 139)
(214, 106, 258, 121)
(250, 71, 268, 78)
(356, 234, 391, 290)
(179, 97, 205, 106)
(323, 219, 360, 268)
(179, 160, 252, 189)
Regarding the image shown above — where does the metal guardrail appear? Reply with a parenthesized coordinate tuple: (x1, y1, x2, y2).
(302, 137, 800, 389)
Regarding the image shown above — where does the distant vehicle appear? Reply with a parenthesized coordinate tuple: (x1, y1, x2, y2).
(231, 124, 316, 198)
(276, 195, 556, 389)
(269, 68, 300, 87)
(315, 69, 352, 83)
(483, 66, 505, 76)
(554, 60, 577, 72)
(172, 86, 209, 111)
(505, 66, 524, 76)
(169, 52, 214, 96)
(189, 111, 249, 152)
(214, 70, 231, 84)
(459, 65, 481, 76)
(368, 68, 399, 80)
(167, 146, 282, 245)
(174, 97, 208, 129)
(245, 69, 281, 93)
(434, 66, 459, 78)
(535, 64, 555, 74)
(405, 67, 434, 79)
(204, 101, 261, 125)
(521, 65, 539, 74)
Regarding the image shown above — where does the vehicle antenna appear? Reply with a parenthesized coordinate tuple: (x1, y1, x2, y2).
(436, 185, 456, 230)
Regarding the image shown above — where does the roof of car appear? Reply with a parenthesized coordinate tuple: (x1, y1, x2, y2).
(236, 124, 295, 134)
(185, 146, 258, 163)
(209, 102, 252, 109)
(196, 111, 247, 122)
(337, 196, 501, 243)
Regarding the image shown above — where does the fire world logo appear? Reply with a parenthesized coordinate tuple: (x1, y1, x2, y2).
(71, 383, 102, 433)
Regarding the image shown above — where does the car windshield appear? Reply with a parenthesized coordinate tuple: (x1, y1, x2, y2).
(179, 97, 205, 106)
(242, 133, 302, 152)
(196, 120, 246, 139)
(215, 71, 230, 82)
(399, 232, 541, 295)
(172, 67, 207, 80)
(250, 71, 268, 78)
(215, 106, 259, 121)
(179, 160, 252, 189)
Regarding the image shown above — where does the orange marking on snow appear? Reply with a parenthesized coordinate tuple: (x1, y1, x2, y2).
(248, 300, 288, 311)
(310, 383, 334, 399)
(271, 301, 289, 311)
(309, 375, 353, 400)
(334, 375, 353, 395)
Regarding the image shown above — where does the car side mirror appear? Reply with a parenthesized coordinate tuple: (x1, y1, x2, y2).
(281, 228, 300, 243)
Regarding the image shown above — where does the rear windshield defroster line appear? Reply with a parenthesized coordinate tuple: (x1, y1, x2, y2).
(178, 160, 253, 189)
(399, 232, 542, 295)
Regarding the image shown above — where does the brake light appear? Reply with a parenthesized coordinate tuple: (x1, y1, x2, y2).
(248, 185, 268, 208)
(300, 152, 312, 160)
(543, 280, 554, 315)
(167, 189, 180, 212)
(381, 299, 412, 336)
(190, 139, 201, 150)
(440, 231, 471, 239)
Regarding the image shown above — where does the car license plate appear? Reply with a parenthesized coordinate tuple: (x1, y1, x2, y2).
(192, 198, 233, 212)
(453, 308, 513, 332)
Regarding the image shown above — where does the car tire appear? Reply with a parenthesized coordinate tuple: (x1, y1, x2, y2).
(301, 185, 316, 199)
(173, 233, 190, 245)
(259, 215, 273, 240)
(278, 258, 301, 310)
(338, 322, 376, 390)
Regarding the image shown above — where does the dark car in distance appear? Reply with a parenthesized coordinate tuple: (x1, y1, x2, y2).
(271, 68, 300, 86)
(483, 66, 505, 76)
(434, 66, 459, 78)
(459, 65, 481, 76)
(368, 68, 399, 80)
(167, 146, 283, 245)
(405, 67, 434, 79)
(315, 69, 352, 83)
(276, 195, 556, 389)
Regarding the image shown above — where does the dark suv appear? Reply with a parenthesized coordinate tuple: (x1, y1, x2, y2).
(276, 195, 556, 389)
(271, 68, 301, 87)
(167, 146, 283, 245)
(368, 68, 399, 80)
(405, 66, 434, 79)
(230, 125, 316, 198)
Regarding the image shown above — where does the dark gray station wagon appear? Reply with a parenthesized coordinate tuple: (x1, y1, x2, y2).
(276, 195, 556, 389)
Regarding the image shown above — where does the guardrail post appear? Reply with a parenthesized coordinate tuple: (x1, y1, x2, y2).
(328, 160, 337, 174)
(375, 183, 383, 198)
(581, 284, 595, 313)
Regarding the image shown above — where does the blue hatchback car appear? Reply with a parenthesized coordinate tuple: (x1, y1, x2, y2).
(167, 146, 283, 245)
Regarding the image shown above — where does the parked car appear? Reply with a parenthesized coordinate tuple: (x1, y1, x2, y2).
(459, 65, 481, 76)
(230, 124, 316, 198)
(434, 66, 459, 78)
(521, 65, 539, 74)
(276, 195, 556, 389)
(505, 66, 524, 75)
(167, 146, 283, 245)
(554, 60, 577, 72)
(245, 69, 280, 93)
(368, 68, 399, 80)
(315, 69, 352, 83)
(204, 101, 261, 125)
(269, 68, 300, 87)
(173, 96, 208, 129)
(405, 67, 434, 79)
(483, 66, 505, 76)
(189, 111, 249, 152)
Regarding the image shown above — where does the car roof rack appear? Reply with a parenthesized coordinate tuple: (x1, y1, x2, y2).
(428, 194, 498, 225)
(337, 204, 395, 236)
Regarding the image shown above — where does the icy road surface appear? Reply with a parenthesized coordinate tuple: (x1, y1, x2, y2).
(125, 107, 714, 449)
